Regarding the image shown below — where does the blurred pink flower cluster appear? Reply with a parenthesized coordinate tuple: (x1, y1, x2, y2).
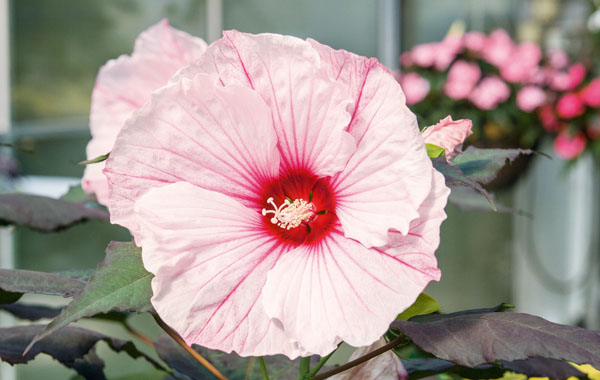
(398, 28, 600, 161)
(539, 64, 600, 160)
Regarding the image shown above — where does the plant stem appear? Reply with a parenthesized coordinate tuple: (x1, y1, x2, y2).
(123, 320, 155, 348)
(121, 320, 179, 378)
(152, 313, 229, 380)
(258, 357, 270, 380)
(308, 350, 335, 377)
(312, 336, 405, 380)
(246, 357, 255, 380)
(298, 357, 311, 380)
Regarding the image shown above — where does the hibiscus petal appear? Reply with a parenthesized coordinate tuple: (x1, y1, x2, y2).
(83, 19, 207, 205)
(179, 30, 356, 177)
(81, 158, 110, 205)
(421, 116, 473, 162)
(262, 228, 436, 355)
(262, 169, 447, 355)
(329, 338, 407, 380)
(134, 181, 306, 358)
(383, 168, 449, 274)
(104, 73, 280, 242)
(133, 19, 208, 63)
(309, 41, 433, 248)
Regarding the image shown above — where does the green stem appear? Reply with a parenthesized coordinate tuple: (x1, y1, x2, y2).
(308, 350, 335, 377)
(297, 357, 311, 380)
(258, 357, 270, 380)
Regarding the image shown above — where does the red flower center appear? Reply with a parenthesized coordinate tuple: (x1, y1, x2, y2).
(259, 169, 336, 246)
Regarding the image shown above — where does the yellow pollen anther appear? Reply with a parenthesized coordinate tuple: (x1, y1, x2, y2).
(262, 197, 315, 230)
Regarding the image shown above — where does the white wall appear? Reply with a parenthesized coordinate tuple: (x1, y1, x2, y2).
(513, 138, 600, 327)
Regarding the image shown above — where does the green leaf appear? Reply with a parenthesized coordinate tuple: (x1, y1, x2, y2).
(55, 269, 97, 282)
(26, 241, 154, 353)
(451, 147, 534, 185)
(500, 357, 587, 379)
(0, 193, 108, 231)
(448, 187, 532, 217)
(0, 302, 131, 324)
(154, 336, 212, 380)
(396, 293, 440, 321)
(391, 308, 600, 369)
(154, 336, 298, 380)
(405, 304, 513, 324)
(0, 268, 86, 297)
(434, 147, 537, 210)
(108, 371, 169, 380)
(401, 358, 504, 380)
(432, 157, 497, 211)
(401, 357, 585, 380)
(78, 152, 109, 165)
(0, 289, 23, 304)
(0, 325, 168, 378)
(60, 184, 98, 203)
(425, 143, 446, 158)
(0, 303, 61, 320)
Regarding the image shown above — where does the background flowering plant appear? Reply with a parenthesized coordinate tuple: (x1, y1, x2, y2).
(399, 28, 600, 166)
(0, 21, 599, 380)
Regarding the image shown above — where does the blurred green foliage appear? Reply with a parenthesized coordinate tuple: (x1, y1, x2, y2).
(10, 0, 139, 121)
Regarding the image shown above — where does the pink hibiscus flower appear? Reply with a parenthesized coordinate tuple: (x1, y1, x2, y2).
(444, 60, 481, 100)
(104, 31, 449, 358)
(82, 19, 207, 205)
(422, 116, 473, 162)
(581, 78, 600, 107)
(515, 42, 542, 67)
(434, 35, 463, 71)
(547, 49, 569, 69)
(469, 76, 510, 110)
(411, 42, 437, 67)
(482, 29, 515, 67)
(400, 72, 430, 105)
(538, 105, 562, 132)
(554, 131, 587, 159)
(549, 70, 571, 91)
(567, 63, 587, 90)
(516, 86, 547, 112)
(499, 42, 541, 84)
(500, 60, 532, 83)
(556, 93, 586, 119)
(463, 31, 487, 52)
(400, 51, 414, 67)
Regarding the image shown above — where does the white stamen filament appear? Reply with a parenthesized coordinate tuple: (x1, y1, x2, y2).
(262, 197, 314, 230)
